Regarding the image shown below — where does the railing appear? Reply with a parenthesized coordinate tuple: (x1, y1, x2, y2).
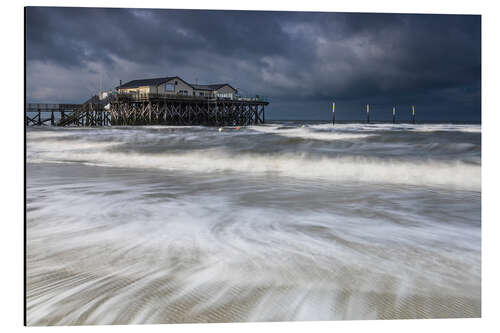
(25, 103, 83, 112)
(236, 95, 268, 102)
(25, 103, 107, 111)
(115, 92, 268, 103)
(116, 92, 214, 101)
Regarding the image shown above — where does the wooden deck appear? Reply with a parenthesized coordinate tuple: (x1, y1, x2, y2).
(26, 103, 110, 127)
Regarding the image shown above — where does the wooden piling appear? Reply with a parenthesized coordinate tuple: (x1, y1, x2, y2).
(366, 104, 370, 123)
(412, 105, 416, 124)
(392, 106, 396, 124)
(332, 102, 335, 126)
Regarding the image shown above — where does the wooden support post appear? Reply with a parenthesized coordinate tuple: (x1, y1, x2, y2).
(366, 104, 370, 123)
(392, 106, 396, 124)
(412, 105, 416, 124)
(27, 115, 36, 126)
(84, 106, 88, 127)
(247, 104, 251, 126)
(51, 111, 55, 126)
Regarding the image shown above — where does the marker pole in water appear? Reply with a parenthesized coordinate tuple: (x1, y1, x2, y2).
(332, 102, 335, 126)
(366, 104, 370, 123)
(412, 105, 416, 124)
(392, 106, 396, 124)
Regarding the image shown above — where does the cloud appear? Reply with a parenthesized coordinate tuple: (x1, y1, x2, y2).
(25, 7, 481, 120)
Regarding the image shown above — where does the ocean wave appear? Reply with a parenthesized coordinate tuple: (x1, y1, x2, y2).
(248, 125, 374, 141)
(308, 123, 481, 133)
(27, 142, 480, 190)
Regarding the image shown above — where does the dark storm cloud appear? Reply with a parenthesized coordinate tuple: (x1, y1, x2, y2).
(26, 7, 481, 120)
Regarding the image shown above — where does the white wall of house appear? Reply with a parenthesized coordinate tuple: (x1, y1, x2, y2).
(155, 78, 194, 96)
(118, 86, 150, 94)
(215, 85, 237, 99)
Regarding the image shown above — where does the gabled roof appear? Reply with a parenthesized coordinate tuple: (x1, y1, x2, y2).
(191, 83, 237, 92)
(116, 76, 237, 93)
(116, 76, 178, 89)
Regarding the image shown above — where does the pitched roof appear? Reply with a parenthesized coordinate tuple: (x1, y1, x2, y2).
(116, 77, 177, 89)
(116, 77, 237, 93)
(190, 84, 224, 91)
(191, 84, 237, 92)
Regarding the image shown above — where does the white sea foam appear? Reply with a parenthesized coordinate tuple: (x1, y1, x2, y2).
(308, 122, 481, 133)
(249, 124, 374, 140)
(27, 142, 480, 190)
(26, 175, 480, 324)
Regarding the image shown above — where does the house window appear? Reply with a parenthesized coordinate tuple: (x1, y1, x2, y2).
(199, 92, 204, 96)
(216, 93, 233, 99)
(165, 83, 175, 92)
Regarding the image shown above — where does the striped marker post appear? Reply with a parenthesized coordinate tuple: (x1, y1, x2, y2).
(332, 102, 335, 126)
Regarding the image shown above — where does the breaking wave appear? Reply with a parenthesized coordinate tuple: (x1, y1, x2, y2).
(28, 147, 480, 191)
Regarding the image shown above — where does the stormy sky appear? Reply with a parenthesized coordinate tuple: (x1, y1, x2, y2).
(26, 7, 481, 121)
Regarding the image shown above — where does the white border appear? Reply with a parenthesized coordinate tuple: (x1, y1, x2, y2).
(2, 0, 499, 332)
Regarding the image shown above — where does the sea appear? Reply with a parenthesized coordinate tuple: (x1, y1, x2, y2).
(26, 121, 481, 325)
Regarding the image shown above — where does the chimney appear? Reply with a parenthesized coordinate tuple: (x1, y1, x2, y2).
(119, 79, 122, 87)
